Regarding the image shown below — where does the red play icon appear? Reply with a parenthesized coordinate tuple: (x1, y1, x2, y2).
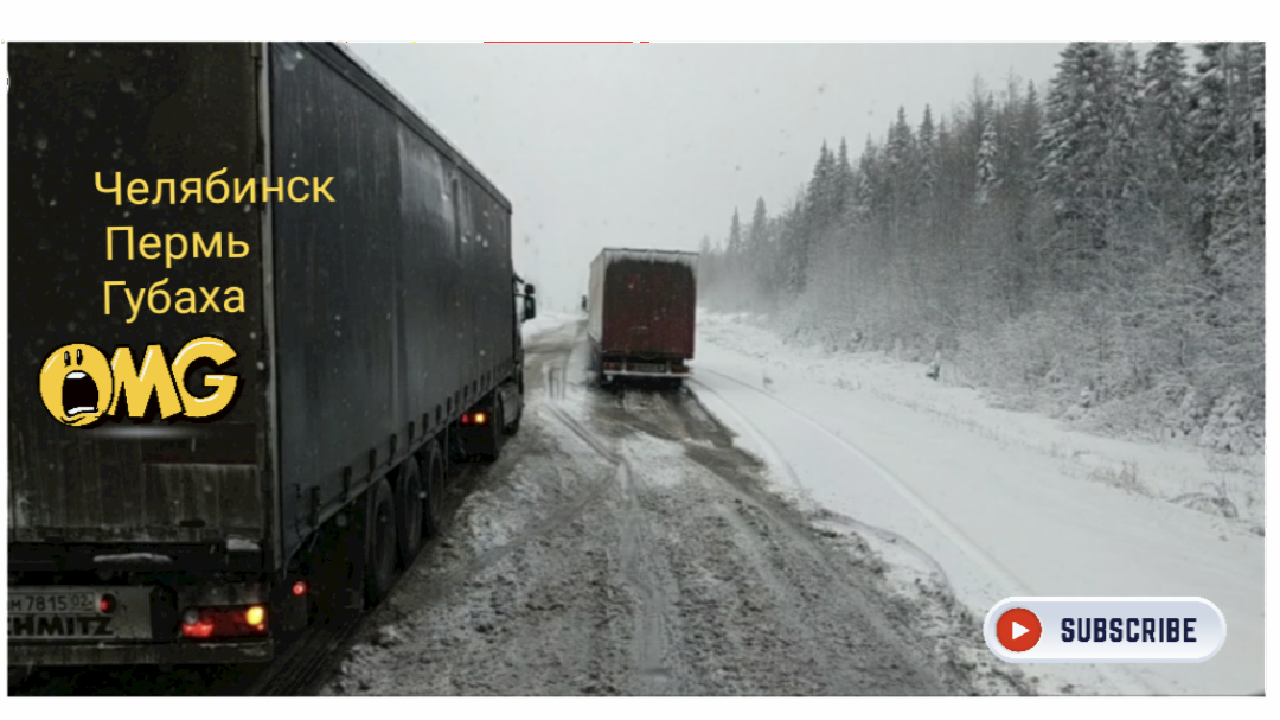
(996, 608, 1043, 653)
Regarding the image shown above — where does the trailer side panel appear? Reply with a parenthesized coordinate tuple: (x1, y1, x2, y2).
(587, 253, 606, 345)
(268, 44, 514, 563)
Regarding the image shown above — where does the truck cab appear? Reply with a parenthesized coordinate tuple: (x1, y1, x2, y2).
(453, 276, 536, 462)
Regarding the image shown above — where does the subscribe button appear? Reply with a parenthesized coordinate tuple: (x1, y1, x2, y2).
(984, 598, 1226, 663)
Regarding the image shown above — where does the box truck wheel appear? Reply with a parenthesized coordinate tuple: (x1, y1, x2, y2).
(396, 457, 426, 568)
(423, 440, 445, 538)
(364, 478, 398, 606)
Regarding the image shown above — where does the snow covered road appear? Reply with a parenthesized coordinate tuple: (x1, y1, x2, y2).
(321, 313, 1261, 696)
(323, 319, 1024, 695)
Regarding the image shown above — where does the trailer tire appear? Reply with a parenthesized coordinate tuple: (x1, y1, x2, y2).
(423, 441, 445, 538)
(364, 478, 397, 607)
(395, 458, 425, 568)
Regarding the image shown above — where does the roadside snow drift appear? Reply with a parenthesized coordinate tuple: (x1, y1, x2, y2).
(686, 310, 1264, 696)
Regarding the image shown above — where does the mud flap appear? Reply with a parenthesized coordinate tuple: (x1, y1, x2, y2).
(499, 380, 523, 434)
(298, 511, 365, 624)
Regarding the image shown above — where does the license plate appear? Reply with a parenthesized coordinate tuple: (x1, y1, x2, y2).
(9, 591, 98, 615)
(8, 587, 152, 641)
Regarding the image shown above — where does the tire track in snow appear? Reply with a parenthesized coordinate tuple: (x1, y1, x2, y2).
(600, 388, 980, 695)
(690, 370, 1168, 695)
(676, 392, 949, 577)
(696, 369, 1032, 591)
(547, 405, 674, 693)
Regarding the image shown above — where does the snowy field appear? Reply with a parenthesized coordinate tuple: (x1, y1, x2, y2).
(684, 310, 1264, 696)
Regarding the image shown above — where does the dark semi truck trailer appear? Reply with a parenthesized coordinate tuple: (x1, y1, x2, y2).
(587, 248, 698, 389)
(7, 42, 536, 667)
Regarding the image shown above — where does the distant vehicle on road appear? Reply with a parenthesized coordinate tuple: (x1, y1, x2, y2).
(586, 248, 698, 389)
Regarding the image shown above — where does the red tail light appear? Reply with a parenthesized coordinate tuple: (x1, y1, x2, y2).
(99, 594, 116, 614)
(460, 412, 488, 426)
(181, 605, 268, 639)
(292, 581, 307, 597)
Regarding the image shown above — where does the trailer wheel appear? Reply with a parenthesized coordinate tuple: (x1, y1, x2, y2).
(364, 478, 397, 606)
(395, 458, 425, 568)
(423, 440, 445, 538)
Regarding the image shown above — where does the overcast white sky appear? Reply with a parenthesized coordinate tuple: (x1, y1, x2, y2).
(350, 44, 1071, 311)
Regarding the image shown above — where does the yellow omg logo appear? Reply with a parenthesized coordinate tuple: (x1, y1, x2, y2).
(39, 337, 241, 427)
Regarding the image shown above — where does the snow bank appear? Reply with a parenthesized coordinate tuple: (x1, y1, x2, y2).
(696, 311, 1265, 531)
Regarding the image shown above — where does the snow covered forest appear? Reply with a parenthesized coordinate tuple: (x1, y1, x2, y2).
(698, 42, 1265, 456)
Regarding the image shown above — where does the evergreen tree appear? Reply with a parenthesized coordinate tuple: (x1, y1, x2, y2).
(1039, 42, 1119, 253)
(749, 197, 768, 241)
(918, 105, 938, 205)
(886, 106, 917, 216)
(727, 208, 743, 261)
(1140, 42, 1193, 223)
(1109, 43, 1144, 215)
(975, 109, 1000, 207)
(834, 138, 855, 215)
(851, 145, 874, 222)
(1193, 43, 1266, 289)
(1188, 42, 1234, 251)
(807, 141, 839, 230)
(1020, 80, 1042, 164)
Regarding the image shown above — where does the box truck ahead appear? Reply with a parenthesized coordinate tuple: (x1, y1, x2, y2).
(586, 248, 698, 389)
